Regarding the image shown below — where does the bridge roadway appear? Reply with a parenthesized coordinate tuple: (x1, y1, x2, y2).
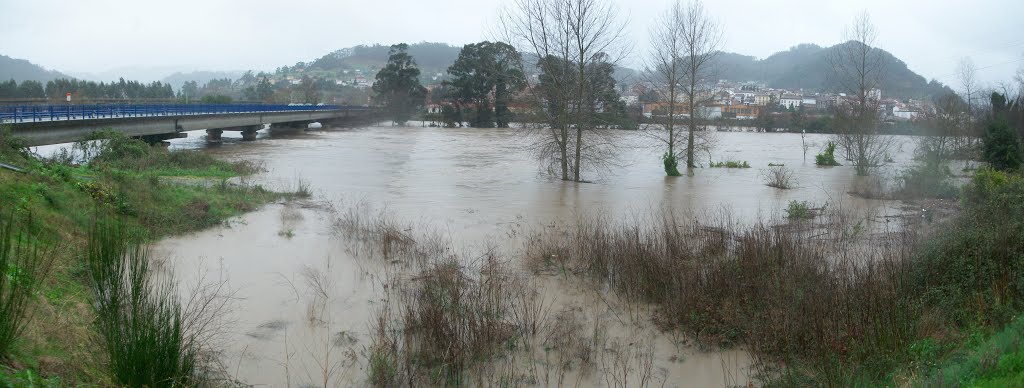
(0, 104, 376, 146)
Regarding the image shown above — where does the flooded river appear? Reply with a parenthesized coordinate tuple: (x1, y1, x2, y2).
(152, 125, 917, 386)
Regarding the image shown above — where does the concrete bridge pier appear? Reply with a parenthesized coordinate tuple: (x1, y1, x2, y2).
(271, 121, 314, 134)
(139, 132, 186, 146)
(241, 126, 260, 141)
(206, 128, 224, 141)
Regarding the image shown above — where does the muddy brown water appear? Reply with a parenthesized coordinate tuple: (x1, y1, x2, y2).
(151, 125, 918, 386)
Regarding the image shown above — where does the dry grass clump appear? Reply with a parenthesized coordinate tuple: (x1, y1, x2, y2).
(367, 252, 538, 386)
(760, 165, 797, 189)
(523, 207, 924, 382)
(333, 200, 445, 266)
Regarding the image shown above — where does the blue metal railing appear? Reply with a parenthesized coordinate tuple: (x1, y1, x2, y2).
(0, 103, 372, 123)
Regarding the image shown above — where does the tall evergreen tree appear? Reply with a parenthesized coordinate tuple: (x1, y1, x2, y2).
(372, 44, 428, 125)
(446, 41, 526, 128)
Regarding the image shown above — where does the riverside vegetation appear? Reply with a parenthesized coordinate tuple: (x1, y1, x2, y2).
(330, 167, 1024, 387)
(0, 127, 298, 385)
(3, 124, 1024, 386)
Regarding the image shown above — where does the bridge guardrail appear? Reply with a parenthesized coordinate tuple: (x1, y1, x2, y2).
(0, 104, 373, 123)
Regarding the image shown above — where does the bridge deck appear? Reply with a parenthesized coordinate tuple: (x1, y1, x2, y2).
(0, 103, 367, 124)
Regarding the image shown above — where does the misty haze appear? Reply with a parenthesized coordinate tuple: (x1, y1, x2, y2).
(1, 0, 1024, 387)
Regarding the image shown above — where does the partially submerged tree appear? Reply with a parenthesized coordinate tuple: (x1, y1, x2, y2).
(501, 0, 628, 182)
(676, 0, 722, 169)
(644, 0, 722, 175)
(828, 11, 895, 176)
(373, 44, 428, 125)
(920, 93, 966, 161)
(956, 57, 980, 149)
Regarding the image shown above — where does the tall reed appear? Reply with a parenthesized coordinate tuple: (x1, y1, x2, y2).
(0, 213, 53, 356)
(86, 220, 197, 387)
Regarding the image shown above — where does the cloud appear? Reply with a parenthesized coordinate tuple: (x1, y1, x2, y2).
(1, 0, 1020, 86)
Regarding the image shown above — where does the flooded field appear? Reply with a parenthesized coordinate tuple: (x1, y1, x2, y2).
(152, 125, 920, 386)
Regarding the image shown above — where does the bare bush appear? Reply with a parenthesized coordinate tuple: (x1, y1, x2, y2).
(366, 252, 539, 386)
(760, 165, 797, 189)
(522, 208, 923, 382)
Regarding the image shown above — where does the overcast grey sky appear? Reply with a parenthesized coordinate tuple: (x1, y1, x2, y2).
(1, 0, 1022, 87)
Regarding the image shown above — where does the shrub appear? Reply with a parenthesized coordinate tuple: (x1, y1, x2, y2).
(896, 160, 957, 199)
(982, 119, 1022, 171)
(0, 213, 54, 356)
(663, 152, 681, 176)
(709, 160, 751, 168)
(86, 220, 199, 386)
(761, 165, 797, 189)
(912, 169, 1024, 327)
(785, 200, 814, 219)
(0, 126, 29, 160)
(816, 141, 841, 166)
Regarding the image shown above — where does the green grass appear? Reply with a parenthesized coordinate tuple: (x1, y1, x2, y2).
(909, 315, 1024, 386)
(0, 213, 54, 357)
(0, 129, 291, 383)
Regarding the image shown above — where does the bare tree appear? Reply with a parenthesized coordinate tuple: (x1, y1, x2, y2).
(644, 0, 722, 174)
(828, 11, 894, 176)
(1016, 62, 1024, 106)
(501, 0, 628, 182)
(956, 57, 979, 148)
(920, 93, 966, 161)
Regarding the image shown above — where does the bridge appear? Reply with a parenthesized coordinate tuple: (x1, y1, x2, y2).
(0, 103, 377, 146)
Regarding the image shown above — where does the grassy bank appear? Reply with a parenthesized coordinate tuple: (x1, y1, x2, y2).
(0, 130, 292, 385)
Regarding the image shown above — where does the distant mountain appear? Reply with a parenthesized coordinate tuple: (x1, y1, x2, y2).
(300, 42, 462, 76)
(0, 54, 70, 83)
(162, 70, 246, 90)
(72, 65, 200, 84)
(711, 43, 954, 99)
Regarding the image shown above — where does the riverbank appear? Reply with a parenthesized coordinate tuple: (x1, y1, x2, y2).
(3, 125, 1022, 386)
(0, 130, 299, 384)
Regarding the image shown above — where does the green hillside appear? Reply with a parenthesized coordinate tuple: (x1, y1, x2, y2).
(0, 54, 70, 83)
(713, 42, 954, 99)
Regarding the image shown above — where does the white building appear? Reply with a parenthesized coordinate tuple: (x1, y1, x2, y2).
(869, 88, 882, 101)
(780, 94, 802, 109)
(893, 107, 920, 120)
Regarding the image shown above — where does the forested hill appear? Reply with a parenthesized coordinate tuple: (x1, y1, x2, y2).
(712, 42, 954, 99)
(290, 42, 463, 75)
(0, 54, 70, 83)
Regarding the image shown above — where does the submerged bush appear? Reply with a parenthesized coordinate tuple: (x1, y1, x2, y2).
(785, 200, 814, 219)
(897, 159, 957, 199)
(524, 208, 918, 384)
(663, 152, 681, 176)
(816, 141, 841, 166)
(761, 165, 797, 189)
(709, 160, 751, 168)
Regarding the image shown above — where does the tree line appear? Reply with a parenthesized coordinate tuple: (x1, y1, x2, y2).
(0, 78, 174, 101)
